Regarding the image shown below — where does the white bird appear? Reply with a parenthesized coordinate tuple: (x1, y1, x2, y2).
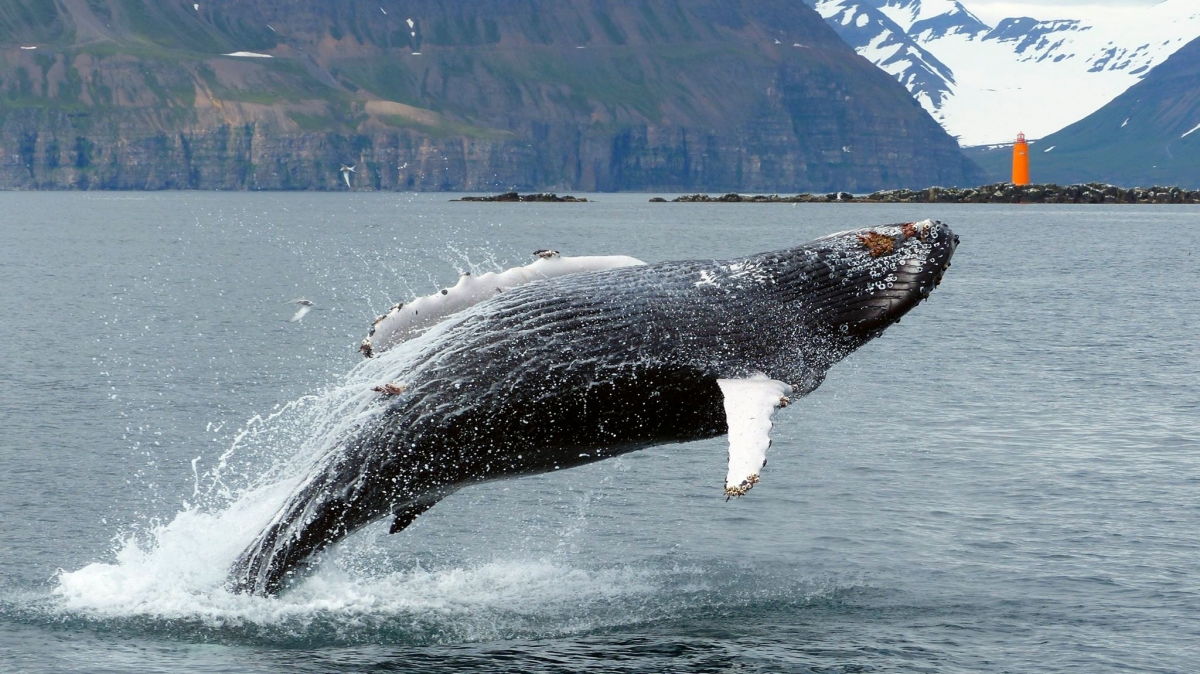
(288, 299, 314, 322)
(340, 164, 356, 188)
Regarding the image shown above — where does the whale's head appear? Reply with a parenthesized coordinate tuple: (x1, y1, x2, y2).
(750, 219, 957, 382)
(808, 219, 958, 339)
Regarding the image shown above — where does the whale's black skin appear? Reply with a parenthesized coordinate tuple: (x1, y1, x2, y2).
(230, 222, 958, 596)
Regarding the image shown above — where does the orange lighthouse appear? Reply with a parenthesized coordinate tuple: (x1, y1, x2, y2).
(1012, 132, 1030, 185)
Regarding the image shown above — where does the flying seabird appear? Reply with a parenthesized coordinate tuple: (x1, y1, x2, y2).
(339, 164, 356, 188)
(289, 299, 314, 322)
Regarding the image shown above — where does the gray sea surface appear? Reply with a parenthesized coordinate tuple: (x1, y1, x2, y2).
(1, 193, 1197, 673)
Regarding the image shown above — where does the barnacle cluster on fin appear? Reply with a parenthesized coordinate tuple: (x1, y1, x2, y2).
(725, 474, 760, 500)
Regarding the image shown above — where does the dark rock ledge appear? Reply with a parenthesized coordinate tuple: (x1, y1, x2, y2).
(655, 183, 1200, 204)
(455, 192, 589, 202)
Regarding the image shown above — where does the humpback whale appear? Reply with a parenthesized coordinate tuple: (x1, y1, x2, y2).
(230, 220, 958, 596)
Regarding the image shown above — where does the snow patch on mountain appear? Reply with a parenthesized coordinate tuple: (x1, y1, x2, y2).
(875, 0, 989, 40)
(813, 0, 956, 110)
(808, 0, 1200, 145)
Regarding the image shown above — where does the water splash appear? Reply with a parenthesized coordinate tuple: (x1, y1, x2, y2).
(52, 329, 440, 622)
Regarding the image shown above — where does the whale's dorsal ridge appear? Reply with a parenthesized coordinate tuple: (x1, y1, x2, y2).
(717, 375, 793, 499)
(361, 254, 646, 357)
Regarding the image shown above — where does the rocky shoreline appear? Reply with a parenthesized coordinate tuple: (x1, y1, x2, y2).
(455, 193, 589, 203)
(656, 183, 1200, 204)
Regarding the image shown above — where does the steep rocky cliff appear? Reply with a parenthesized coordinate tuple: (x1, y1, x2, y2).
(0, 0, 984, 191)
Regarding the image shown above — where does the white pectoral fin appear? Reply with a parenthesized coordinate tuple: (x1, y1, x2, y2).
(717, 375, 793, 499)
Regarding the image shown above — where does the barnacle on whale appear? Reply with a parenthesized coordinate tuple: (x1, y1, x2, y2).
(901, 222, 927, 240)
(725, 474, 760, 499)
(857, 231, 895, 258)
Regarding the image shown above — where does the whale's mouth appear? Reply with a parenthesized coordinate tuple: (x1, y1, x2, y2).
(809, 219, 958, 338)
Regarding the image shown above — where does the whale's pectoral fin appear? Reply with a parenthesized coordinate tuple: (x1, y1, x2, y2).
(717, 375, 793, 500)
(389, 498, 440, 534)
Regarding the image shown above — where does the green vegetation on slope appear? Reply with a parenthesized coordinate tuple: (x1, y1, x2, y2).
(0, 0, 70, 45)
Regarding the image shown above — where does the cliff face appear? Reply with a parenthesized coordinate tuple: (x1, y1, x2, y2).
(0, 0, 984, 191)
(969, 34, 1200, 188)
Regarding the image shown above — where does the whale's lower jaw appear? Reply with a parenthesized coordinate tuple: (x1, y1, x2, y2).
(228, 221, 958, 596)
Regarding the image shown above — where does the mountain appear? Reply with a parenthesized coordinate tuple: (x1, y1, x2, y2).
(0, 0, 983, 192)
(806, 0, 1200, 145)
(968, 34, 1200, 188)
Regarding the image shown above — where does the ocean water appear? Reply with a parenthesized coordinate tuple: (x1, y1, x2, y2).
(1, 193, 1197, 673)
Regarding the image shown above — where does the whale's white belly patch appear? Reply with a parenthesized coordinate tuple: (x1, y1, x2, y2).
(361, 254, 645, 357)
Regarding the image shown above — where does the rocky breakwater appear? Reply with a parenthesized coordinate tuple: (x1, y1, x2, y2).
(455, 193, 588, 202)
(659, 183, 1200, 204)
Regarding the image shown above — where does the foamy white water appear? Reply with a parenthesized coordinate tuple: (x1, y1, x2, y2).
(52, 279, 503, 622)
